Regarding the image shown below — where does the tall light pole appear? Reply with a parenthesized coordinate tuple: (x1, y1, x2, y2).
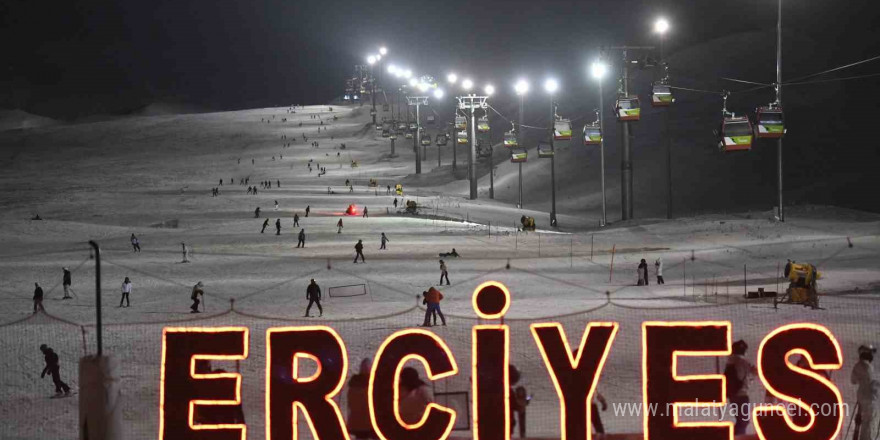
(434, 88, 445, 168)
(407, 94, 428, 175)
(591, 61, 608, 227)
(457, 78, 485, 200)
(776, 0, 784, 221)
(367, 56, 377, 125)
(545, 78, 559, 227)
(485, 84, 495, 199)
(514, 79, 529, 209)
(447, 73, 458, 171)
(655, 18, 673, 220)
(619, 50, 633, 220)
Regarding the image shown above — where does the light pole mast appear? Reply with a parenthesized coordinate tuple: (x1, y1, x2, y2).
(620, 50, 633, 220)
(518, 94, 524, 208)
(776, 0, 784, 222)
(457, 93, 488, 200)
(592, 58, 608, 227)
(488, 109, 494, 199)
(407, 96, 428, 175)
(549, 98, 558, 226)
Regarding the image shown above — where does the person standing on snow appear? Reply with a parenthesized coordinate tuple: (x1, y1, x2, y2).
(305, 205, 310, 217)
(297, 229, 306, 248)
(293, 213, 300, 227)
(637, 259, 649, 286)
(398, 367, 434, 425)
(421, 287, 447, 326)
(380, 233, 389, 250)
(130, 233, 141, 252)
(337, 218, 344, 234)
(261, 218, 270, 233)
(275, 218, 282, 235)
(181, 242, 190, 263)
(393, 198, 398, 209)
(362, 206, 368, 218)
(61, 267, 74, 299)
(274, 200, 279, 211)
(439, 260, 450, 286)
(851, 345, 879, 440)
(119, 277, 132, 307)
(655, 258, 665, 285)
(40, 344, 71, 396)
(353, 240, 365, 263)
(347, 358, 376, 439)
(190, 281, 204, 313)
(33, 282, 45, 313)
(304, 279, 323, 317)
(255, 207, 261, 218)
(725, 339, 758, 436)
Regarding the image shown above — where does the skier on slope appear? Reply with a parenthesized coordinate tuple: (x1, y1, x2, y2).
(353, 240, 365, 263)
(304, 279, 323, 317)
(190, 281, 204, 313)
(61, 267, 74, 299)
(40, 344, 71, 396)
(261, 218, 270, 234)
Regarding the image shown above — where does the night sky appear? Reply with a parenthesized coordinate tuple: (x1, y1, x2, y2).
(3, 0, 879, 116)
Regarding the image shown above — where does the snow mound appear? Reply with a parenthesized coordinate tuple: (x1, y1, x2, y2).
(0, 109, 58, 131)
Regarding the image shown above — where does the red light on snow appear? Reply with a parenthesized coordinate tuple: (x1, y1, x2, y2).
(346, 205, 358, 215)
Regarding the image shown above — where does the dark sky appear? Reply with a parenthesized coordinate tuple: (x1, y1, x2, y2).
(2, 0, 879, 115)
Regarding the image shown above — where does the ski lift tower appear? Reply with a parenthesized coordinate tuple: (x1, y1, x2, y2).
(457, 94, 489, 200)
(406, 95, 429, 175)
(604, 46, 653, 221)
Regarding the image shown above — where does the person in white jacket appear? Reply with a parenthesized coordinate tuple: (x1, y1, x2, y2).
(655, 258, 665, 285)
(119, 277, 132, 307)
(398, 367, 433, 425)
(851, 345, 879, 440)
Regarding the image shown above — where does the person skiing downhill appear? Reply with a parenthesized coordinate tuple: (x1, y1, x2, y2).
(439, 260, 450, 285)
(40, 344, 71, 396)
(354, 240, 365, 263)
(190, 282, 204, 313)
(261, 218, 270, 233)
(130, 233, 141, 252)
(119, 277, 132, 307)
(380, 233, 389, 250)
(33, 282, 45, 313)
(61, 267, 74, 299)
(337, 219, 344, 234)
(305, 279, 323, 317)
(275, 219, 282, 235)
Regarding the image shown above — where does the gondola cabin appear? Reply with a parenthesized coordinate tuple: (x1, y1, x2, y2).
(409, 123, 417, 131)
(405, 131, 414, 139)
(426, 115, 436, 124)
(537, 142, 554, 158)
(397, 122, 406, 131)
(421, 134, 432, 146)
(435, 134, 448, 146)
(503, 131, 518, 148)
(719, 116, 753, 152)
(510, 150, 528, 163)
(583, 123, 602, 145)
(616, 96, 641, 121)
(389, 133, 397, 140)
(457, 130, 469, 144)
(477, 116, 490, 133)
(455, 116, 467, 130)
(756, 106, 785, 139)
(651, 83, 674, 107)
(554, 119, 572, 140)
(381, 129, 390, 138)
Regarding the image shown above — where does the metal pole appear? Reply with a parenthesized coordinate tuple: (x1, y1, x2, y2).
(415, 103, 421, 174)
(598, 78, 607, 227)
(371, 65, 377, 126)
(390, 137, 395, 157)
(88, 241, 102, 356)
(438, 124, 442, 168)
(663, 33, 673, 220)
(776, 0, 785, 222)
(621, 50, 634, 220)
(550, 97, 558, 227)
(469, 103, 477, 199)
(453, 113, 457, 171)
(518, 94, 524, 209)
(489, 110, 494, 199)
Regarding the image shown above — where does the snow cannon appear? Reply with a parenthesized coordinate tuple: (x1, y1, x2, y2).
(775, 262, 821, 309)
(346, 204, 359, 215)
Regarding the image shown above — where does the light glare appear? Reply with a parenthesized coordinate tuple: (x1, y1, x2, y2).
(591, 62, 608, 80)
(655, 18, 670, 34)
(462, 79, 474, 90)
(447, 73, 458, 84)
(544, 78, 559, 93)
(514, 79, 529, 95)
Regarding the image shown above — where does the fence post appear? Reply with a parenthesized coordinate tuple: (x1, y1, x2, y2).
(609, 244, 616, 283)
(590, 234, 594, 262)
(743, 264, 747, 298)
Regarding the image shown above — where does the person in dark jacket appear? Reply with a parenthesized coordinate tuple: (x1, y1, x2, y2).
(293, 213, 300, 227)
(275, 218, 282, 235)
(190, 282, 204, 313)
(130, 233, 141, 252)
(305, 279, 323, 317)
(297, 229, 306, 248)
(380, 233, 389, 250)
(40, 344, 71, 395)
(61, 267, 74, 299)
(261, 218, 269, 233)
(33, 282, 45, 313)
(305, 205, 310, 217)
(255, 207, 261, 218)
(354, 240, 365, 263)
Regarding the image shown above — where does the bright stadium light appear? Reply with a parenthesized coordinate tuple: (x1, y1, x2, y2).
(514, 79, 529, 95)
(388, 65, 398, 74)
(462, 78, 473, 91)
(418, 82, 429, 92)
(409, 77, 418, 87)
(484, 84, 495, 95)
(367, 55, 376, 65)
(544, 78, 559, 93)
(434, 88, 444, 99)
(591, 61, 607, 80)
(403, 69, 412, 79)
(447, 73, 458, 84)
(376, 54, 382, 62)
(654, 18, 670, 34)
(379, 47, 388, 55)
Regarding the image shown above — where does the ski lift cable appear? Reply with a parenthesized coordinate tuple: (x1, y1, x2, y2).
(721, 77, 773, 86)
(668, 85, 725, 95)
(485, 103, 513, 124)
(783, 71, 880, 86)
(785, 53, 880, 84)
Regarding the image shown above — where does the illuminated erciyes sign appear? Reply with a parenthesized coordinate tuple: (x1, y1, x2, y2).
(159, 281, 844, 440)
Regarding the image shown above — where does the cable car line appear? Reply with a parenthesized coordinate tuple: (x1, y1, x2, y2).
(782, 71, 880, 86)
(721, 77, 773, 86)
(785, 53, 880, 84)
(667, 85, 724, 95)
